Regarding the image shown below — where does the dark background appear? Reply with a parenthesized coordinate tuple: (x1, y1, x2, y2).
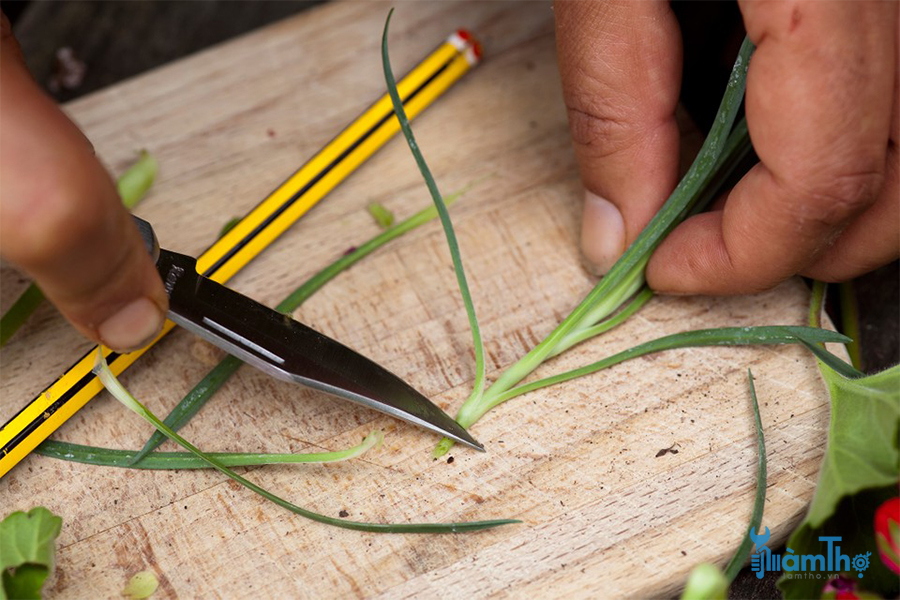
(3, 2, 898, 598)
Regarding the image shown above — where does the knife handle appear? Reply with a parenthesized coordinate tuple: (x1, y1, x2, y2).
(132, 215, 160, 264)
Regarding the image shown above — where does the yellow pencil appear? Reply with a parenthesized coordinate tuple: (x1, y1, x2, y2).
(0, 30, 482, 478)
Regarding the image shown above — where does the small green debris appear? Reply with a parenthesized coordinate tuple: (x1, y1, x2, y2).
(681, 563, 727, 600)
(218, 217, 241, 239)
(116, 150, 158, 210)
(366, 202, 395, 229)
(123, 571, 158, 599)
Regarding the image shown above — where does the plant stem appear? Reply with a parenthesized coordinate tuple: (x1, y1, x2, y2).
(723, 369, 767, 582)
(462, 326, 849, 427)
(805, 281, 864, 379)
(382, 10, 486, 413)
(838, 281, 862, 370)
(549, 287, 654, 357)
(436, 38, 756, 456)
(37, 431, 383, 469)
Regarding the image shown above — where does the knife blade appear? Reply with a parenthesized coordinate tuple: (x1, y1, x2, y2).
(135, 216, 482, 451)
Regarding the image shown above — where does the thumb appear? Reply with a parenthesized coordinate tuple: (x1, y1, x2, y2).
(555, 0, 682, 275)
(0, 20, 167, 351)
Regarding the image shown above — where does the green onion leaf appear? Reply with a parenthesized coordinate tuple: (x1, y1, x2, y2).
(382, 9, 487, 414)
(36, 431, 383, 469)
(116, 150, 158, 210)
(218, 217, 242, 239)
(0, 285, 45, 348)
(464, 326, 849, 428)
(723, 369, 767, 582)
(436, 39, 757, 455)
(681, 370, 768, 598)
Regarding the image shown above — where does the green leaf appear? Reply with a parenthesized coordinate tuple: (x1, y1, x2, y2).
(805, 364, 899, 527)
(464, 326, 850, 427)
(723, 370, 767, 583)
(93, 350, 518, 534)
(123, 571, 158, 599)
(382, 9, 487, 416)
(803, 282, 900, 527)
(800, 339, 865, 380)
(681, 563, 728, 600)
(0, 507, 63, 600)
(434, 38, 756, 455)
(778, 282, 900, 599)
(366, 202, 395, 229)
(36, 431, 383, 469)
(0, 285, 45, 348)
(2, 565, 49, 600)
(681, 371, 767, 600)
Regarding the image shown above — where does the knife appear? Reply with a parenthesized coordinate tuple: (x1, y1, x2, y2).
(133, 216, 482, 451)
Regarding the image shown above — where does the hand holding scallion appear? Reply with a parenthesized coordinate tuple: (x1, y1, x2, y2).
(557, 0, 898, 292)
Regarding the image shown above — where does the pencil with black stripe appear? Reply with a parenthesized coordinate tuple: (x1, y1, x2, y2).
(0, 30, 483, 478)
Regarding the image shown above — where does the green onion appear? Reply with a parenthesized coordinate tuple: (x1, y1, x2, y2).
(218, 217, 241, 239)
(432, 37, 757, 456)
(37, 431, 383, 469)
(0, 150, 158, 347)
(382, 9, 487, 415)
(93, 350, 518, 533)
(115, 150, 158, 210)
(723, 369, 767, 582)
(679, 370, 767, 598)
(439, 326, 849, 449)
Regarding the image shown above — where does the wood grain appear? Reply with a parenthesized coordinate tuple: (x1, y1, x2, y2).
(1, 2, 833, 597)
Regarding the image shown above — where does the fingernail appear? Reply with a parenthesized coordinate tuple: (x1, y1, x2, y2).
(581, 191, 625, 276)
(98, 297, 164, 352)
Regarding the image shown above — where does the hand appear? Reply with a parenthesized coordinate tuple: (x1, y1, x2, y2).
(555, 0, 899, 294)
(0, 13, 167, 351)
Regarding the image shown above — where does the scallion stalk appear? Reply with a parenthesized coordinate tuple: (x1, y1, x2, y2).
(37, 431, 383, 469)
(430, 37, 757, 456)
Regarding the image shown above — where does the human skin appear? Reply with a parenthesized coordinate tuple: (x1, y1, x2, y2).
(0, 13, 167, 351)
(556, 0, 899, 294)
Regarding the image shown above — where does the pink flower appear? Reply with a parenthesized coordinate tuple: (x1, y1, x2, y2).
(874, 497, 900, 574)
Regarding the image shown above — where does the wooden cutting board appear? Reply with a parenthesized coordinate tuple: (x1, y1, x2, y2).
(1, 2, 836, 597)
